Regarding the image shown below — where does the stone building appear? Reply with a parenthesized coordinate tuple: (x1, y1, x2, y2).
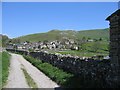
(106, 9, 120, 87)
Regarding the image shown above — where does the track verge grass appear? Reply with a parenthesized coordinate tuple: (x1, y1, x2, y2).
(0, 52, 10, 88)
(21, 67, 38, 88)
(23, 55, 73, 87)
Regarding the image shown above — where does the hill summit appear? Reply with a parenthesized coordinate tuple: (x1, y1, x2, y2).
(16, 28, 109, 42)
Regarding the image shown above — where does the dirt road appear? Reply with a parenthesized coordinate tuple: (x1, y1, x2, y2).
(5, 53, 29, 88)
(5, 53, 59, 88)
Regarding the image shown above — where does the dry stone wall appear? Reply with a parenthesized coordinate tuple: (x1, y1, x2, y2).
(6, 49, 112, 87)
(29, 51, 110, 76)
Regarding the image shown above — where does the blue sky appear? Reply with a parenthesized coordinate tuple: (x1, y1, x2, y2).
(2, 2, 118, 38)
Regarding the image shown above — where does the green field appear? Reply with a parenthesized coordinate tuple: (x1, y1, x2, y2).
(0, 52, 10, 88)
(56, 50, 108, 57)
(46, 41, 109, 57)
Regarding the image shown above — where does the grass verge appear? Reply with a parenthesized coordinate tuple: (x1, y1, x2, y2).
(23, 55, 73, 87)
(0, 52, 10, 88)
(21, 67, 38, 88)
(0, 52, 2, 89)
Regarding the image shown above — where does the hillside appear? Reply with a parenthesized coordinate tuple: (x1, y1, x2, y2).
(16, 28, 109, 42)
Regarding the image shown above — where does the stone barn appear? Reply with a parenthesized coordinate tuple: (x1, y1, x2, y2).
(106, 9, 120, 87)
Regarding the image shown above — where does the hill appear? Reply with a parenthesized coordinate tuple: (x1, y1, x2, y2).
(16, 28, 109, 42)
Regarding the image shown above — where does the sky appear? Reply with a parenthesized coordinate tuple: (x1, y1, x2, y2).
(2, 2, 119, 38)
(2, 0, 120, 2)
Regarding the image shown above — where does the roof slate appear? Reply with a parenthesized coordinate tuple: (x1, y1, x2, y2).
(106, 9, 120, 20)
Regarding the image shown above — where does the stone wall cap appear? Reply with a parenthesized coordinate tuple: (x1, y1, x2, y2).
(106, 9, 120, 20)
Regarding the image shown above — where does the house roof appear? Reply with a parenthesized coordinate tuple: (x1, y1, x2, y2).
(106, 9, 120, 20)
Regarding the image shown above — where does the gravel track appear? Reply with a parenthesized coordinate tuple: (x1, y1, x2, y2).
(5, 53, 59, 88)
(5, 53, 29, 88)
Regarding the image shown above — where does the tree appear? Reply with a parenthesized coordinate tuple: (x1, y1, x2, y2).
(99, 38, 102, 41)
(78, 37, 87, 51)
(26, 41, 30, 43)
(43, 40, 48, 45)
(11, 39, 21, 44)
(38, 45, 41, 49)
(38, 41, 41, 43)
(81, 37, 87, 43)
(13, 44, 18, 50)
(2, 35, 9, 47)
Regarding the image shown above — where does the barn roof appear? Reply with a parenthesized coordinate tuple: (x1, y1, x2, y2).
(106, 9, 120, 20)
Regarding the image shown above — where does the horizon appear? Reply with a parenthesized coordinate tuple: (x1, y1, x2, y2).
(2, 2, 118, 38)
(2, 27, 109, 39)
